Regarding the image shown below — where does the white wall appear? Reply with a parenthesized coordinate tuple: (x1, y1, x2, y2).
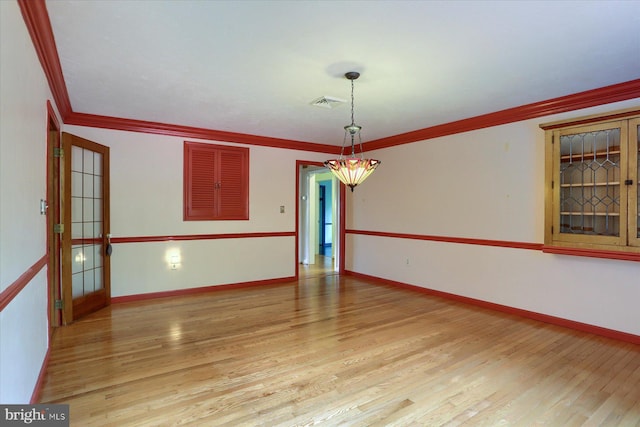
(63, 125, 329, 297)
(347, 98, 640, 336)
(0, 0, 56, 403)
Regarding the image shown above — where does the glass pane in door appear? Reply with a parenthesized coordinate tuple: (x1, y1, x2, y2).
(71, 146, 104, 296)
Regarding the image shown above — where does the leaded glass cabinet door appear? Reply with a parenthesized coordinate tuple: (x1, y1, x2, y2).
(629, 118, 640, 248)
(61, 132, 111, 323)
(552, 121, 629, 248)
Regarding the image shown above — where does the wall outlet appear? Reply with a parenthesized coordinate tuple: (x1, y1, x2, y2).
(280, 205, 285, 213)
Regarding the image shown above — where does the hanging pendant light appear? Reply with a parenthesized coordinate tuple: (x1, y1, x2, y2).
(324, 71, 380, 192)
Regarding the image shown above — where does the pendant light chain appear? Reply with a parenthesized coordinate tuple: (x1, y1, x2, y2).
(350, 77, 356, 128)
(350, 77, 357, 157)
(324, 71, 381, 192)
(355, 78, 365, 160)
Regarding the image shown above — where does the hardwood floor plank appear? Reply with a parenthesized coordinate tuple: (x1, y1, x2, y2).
(39, 275, 640, 426)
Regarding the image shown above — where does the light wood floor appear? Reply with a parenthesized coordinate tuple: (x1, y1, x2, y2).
(299, 254, 335, 278)
(40, 275, 640, 426)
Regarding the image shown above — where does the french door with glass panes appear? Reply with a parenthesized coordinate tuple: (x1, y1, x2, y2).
(61, 133, 110, 323)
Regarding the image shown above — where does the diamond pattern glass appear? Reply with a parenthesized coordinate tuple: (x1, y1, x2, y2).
(559, 128, 620, 236)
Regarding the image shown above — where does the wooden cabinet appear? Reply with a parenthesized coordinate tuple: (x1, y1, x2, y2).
(542, 109, 640, 256)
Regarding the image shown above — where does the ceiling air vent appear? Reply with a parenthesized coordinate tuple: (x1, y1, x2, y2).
(310, 96, 346, 109)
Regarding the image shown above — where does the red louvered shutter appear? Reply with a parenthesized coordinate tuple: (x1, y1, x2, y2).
(185, 144, 216, 219)
(184, 142, 249, 220)
(218, 148, 249, 219)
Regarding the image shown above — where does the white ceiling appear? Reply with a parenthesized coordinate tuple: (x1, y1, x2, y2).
(46, 0, 640, 147)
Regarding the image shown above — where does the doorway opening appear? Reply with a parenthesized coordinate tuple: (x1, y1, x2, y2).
(297, 161, 343, 279)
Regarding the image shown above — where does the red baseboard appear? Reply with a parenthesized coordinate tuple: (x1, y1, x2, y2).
(111, 276, 296, 304)
(30, 346, 50, 404)
(346, 270, 640, 345)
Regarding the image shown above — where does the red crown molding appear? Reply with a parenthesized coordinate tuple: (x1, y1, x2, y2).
(66, 112, 341, 154)
(20, 0, 638, 154)
(0, 255, 48, 312)
(347, 270, 640, 345)
(363, 79, 640, 152)
(15, 0, 340, 154)
(110, 231, 295, 244)
(18, 0, 72, 120)
(346, 229, 542, 251)
(539, 106, 640, 130)
(111, 276, 295, 304)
